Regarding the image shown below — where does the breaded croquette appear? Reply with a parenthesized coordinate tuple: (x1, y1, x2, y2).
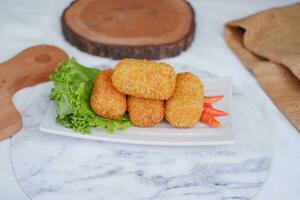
(112, 59, 176, 100)
(174, 72, 204, 98)
(90, 70, 127, 119)
(165, 72, 204, 128)
(127, 96, 164, 127)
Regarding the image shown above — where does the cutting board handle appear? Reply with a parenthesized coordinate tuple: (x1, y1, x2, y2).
(0, 89, 22, 140)
(0, 45, 68, 140)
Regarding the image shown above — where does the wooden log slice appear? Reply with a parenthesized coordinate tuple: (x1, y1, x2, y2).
(62, 0, 195, 59)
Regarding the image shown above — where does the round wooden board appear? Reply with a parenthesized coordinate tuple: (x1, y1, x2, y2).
(62, 0, 195, 59)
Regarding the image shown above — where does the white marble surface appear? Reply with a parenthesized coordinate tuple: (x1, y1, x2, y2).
(1, 0, 300, 200)
(10, 71, 272, 200)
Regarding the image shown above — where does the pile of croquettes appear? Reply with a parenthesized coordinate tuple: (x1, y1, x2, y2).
(90, 59, 207, 128)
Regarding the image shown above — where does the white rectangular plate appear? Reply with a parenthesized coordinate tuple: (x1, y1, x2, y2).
(39, 78, 233, 146)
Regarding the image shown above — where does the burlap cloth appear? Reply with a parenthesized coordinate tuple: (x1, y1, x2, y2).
(225, 3, 300, 131)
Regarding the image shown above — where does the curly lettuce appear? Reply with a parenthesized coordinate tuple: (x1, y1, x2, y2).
(49, 58, 131, 134)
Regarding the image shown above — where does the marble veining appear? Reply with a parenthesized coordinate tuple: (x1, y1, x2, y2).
(10, 80, 272, 200)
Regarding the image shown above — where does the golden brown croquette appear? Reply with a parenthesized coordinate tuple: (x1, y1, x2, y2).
(112, 59, 176, 100)
(165, 72, 204, 128)
(90, 70, 127, 119)
(127, 96, 164, 127)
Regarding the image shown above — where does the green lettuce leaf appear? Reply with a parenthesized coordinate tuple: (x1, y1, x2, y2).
(49, 58, 131, 134)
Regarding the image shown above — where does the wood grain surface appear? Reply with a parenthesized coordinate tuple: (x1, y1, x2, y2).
(0, 45, 68, 141)
(62, 0, 195, 59)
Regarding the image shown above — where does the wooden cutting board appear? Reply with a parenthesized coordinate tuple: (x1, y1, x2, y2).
(0, 45, 68, 141)
(62, 0, 195, 59)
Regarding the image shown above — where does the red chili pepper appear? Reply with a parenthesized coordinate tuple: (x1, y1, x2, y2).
(203, 103, 228, 117)
(204, 95, 224, 104)
(200, 112, 221, 127)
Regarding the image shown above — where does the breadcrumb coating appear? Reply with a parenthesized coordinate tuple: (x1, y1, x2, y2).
(165, 72, 204, 128)
(112, 59, 176, 100)
(90, 70, 127, 119)
(127, 96, 164, 127)
(174, 72, 204, 98)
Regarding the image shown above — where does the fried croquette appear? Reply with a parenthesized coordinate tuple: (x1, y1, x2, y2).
(112, 59, 176, 100)
(174, 72, 204, 98)
(127, 96, 164, 127)
(90, 70, 127, 119)
(165, 72, 204, 128)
